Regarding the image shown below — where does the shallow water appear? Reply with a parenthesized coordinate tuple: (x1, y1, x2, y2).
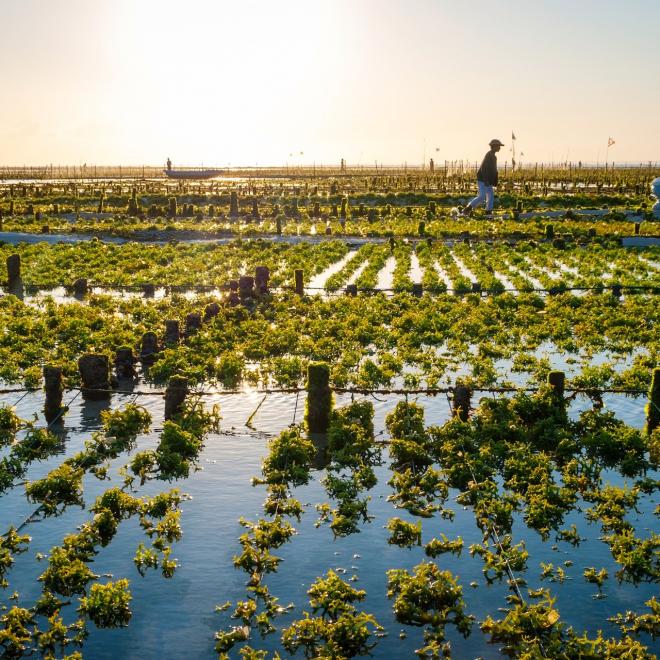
(1, 388, 657, 659)
(376, 256, 396, 290)
(409, 252, 423, 284)
(306, 250, 358, 291)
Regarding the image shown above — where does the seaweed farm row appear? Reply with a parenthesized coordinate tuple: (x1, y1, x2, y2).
(1, 238, 658, 290)
(1, 173, 659, 242)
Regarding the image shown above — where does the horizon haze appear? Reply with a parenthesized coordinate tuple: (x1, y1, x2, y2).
(1, 0, 659, 167)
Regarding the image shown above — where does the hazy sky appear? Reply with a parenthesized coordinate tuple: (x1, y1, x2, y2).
(1, 0, 658, 166)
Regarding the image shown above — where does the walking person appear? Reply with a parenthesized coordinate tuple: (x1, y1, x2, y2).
(462, 139, 504, 217)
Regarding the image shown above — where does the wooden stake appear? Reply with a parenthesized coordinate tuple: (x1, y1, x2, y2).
(306, 362, 332, 433)
(164, 375, 189, 420)
(547, 371, 565, 398)
(43, 365, 64, 423)
(453, 384, 471, 422)
(294, 269, 304, 295)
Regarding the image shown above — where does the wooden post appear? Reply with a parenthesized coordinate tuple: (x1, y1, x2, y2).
(140, 331, 160, 364)
(646, 368, 660, 434)
(346, 283, 358, 297)
(412, 283, 423, 297)
(164, 375, 189, 420)
(453, 384, 471, 422)
(78, 354, 111, 399)
(229, 191, 239, 217)
(294, 269, 304, 295)
(73, 278, 88, 297)
(143, 283, 155, 298)
(114, 347, 137, 379)
(184, 312, 202, 338)
(7, 254, 21, 288)
(228, 280, 240, 306)
(238, 276, 254, 299)
(164, 319, 180, 345)
(634, 222, 641, 236)
(306, 362, 332, 433)
(43, 366, 64, 423)
(255, 266, 270, 294)
(545, 224, 554, 240)
(471, 282, 481, 295)
(203, 302, 220, 322)
(547, 371, 565, 398)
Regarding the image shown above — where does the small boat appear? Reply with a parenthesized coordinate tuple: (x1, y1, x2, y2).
(164, 168, 224, 180)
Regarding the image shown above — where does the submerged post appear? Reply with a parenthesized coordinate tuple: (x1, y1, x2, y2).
(164, 319, 180, 345)
(646, 368, 660, 435)
(184, 312, 202, 338)
(255, 266, 270, 294)
(114, 347, 137, 379)
(294, 269, 304, 295)
(239, 276, 254, 299)
(7, 254, 21, 289)
(547, 370, 565, 398)
(453, 383, 471, 422)
(229, 191, 239, 217)
(306, 362, 332, 434)
(73, 278, 88, 297)
(140, 331, 160, 364)
(78, 354, 111, 399)
(164, 375, 189, 420)
(203, 302, 220, 322)
(43, 366, 64, 423)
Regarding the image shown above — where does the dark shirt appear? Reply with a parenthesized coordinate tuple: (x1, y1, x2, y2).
(477, 150, 498, 186)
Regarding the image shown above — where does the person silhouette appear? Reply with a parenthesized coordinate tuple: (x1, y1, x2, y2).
(463, 139, 504, 217)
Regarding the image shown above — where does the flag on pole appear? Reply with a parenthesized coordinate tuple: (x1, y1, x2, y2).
(608, 137, 615, 147)
(512, 131, 517, 140)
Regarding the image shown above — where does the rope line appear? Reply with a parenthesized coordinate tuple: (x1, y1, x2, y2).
(4, 282, 659, 297)
(245, 394, 268, 429)
(290, 390, 300, 427)
(10, 389, 33, 408)
(0, 385, 650, 398)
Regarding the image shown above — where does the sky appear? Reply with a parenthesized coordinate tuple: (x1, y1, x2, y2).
(1, 0, 658, 166)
